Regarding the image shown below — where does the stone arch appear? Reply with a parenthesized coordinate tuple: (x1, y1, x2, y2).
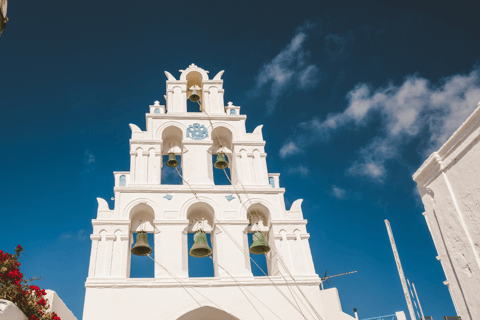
(210, 122, 238, 142)
(123, 198, 160, 222)
(179, 65, 209, 81)
(180, 196, 220, 231)
(156, 121, 186, 141)
(165, 302, 241, 320)
(240, 198, 275, 225)
(161, 125, 184, 154)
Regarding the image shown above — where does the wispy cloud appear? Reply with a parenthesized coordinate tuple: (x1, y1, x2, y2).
(84, 150, 96, 173)
(332, 186, 347, 199)
(280, 67, 480, 182)
(252, 22, 320, 113)
(60, 229, 87, 241)
(287, 164, 310, 177)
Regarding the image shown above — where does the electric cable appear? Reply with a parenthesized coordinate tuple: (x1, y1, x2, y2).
(208, 256, 271, 320)
(147, 254, 231, 316)
(200, 107, 323, 320)
(174, 166, 308, 318)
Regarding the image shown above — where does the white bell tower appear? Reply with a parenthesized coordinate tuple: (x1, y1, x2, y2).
(83, 64, 356, 320)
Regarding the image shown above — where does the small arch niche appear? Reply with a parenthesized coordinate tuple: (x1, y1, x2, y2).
(186, 202, 215, 278)
(162, 126, 183, 185)
(129, 204, 155, 278)
(211, 127, 234, 185)
(186, 71, 203, 113)
(246, 203, 270, 277)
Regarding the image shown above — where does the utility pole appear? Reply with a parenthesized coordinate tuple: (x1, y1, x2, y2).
(385, 219, 416, 320)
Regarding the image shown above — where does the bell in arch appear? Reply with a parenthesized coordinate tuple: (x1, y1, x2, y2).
(189, 89, 201, 103)
(249, 232, 271, 255)
(189, 230, 213, 258)
(167, 153, 178, 167)
(131, 231, 153, 256)
(214, 152, 228, 170)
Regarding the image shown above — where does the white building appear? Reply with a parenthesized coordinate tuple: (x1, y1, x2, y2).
(413, 102, 480, 320)
(83, 64, 356, 320)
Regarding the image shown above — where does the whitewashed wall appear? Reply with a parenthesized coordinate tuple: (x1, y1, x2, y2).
(413, 102, 480, 320)
(84, 64, 356, 320)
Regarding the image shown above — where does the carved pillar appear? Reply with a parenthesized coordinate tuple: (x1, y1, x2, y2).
(129, 151, 136, 183)
(88, 235, 101, 277)
(104, 234, 116, 277)
(155, 151, 162, 184)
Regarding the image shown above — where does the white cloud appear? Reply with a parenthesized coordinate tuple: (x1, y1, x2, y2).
(332, 186, 347, 199)
(281, 67, 480, 181)
(287, 164, 310, 177)
(280, 141, 300, 158)
(84, 150, 96, 173)
(253, 24, 320, 113)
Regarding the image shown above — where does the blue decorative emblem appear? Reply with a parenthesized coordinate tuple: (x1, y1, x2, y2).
(269, 177, 275, 188)
(186, 123, 208, 140)
(154, 108, 160, 114)
(164, 194, 173, 200)
(119, 175, 126, 186)
(225, 195, 235, 201)
(229, 109, 236, 115)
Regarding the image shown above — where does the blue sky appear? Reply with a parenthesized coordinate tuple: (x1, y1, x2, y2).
(1, 0, 480, 319)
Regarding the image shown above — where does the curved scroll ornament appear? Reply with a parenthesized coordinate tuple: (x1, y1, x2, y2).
(186, 123, 208, 140)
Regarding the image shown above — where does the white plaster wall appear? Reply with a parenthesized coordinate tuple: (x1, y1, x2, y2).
(45, 290, 78, 320)
(413, 103, 480, 320)
(0, 300, 27, 320)
(83, 282, 354, 320)
(84, 64, 355, 320)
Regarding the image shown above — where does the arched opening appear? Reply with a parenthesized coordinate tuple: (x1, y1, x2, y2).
(177, 306, 238, 320)
(186, 71, 203, 113)
(162, 126, 183, 185)
(211, 126, 234, 185)
(187, 202, 215, 277)
(129, 204, 155, 278)
(246, 203, 270, 277)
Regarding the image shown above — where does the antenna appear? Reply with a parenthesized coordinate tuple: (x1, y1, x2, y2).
(320, 270, 358, 290)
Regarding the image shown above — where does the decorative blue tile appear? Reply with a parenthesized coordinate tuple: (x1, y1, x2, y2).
(154, 108, 160, 114)
(225, 195, 235, 201)
(164, 194, 173, 200)
(230, 109, 236, 115)
(186, 123, 208, 140)
(119, 175, 126, 186)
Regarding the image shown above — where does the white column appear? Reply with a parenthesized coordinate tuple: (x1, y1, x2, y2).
(147, 149, 155, 184)
(155, 151, 162, 184)
(129, 151, 136, 183)
(120, 234, 129, 278)
(88, 235, 101, 277)
(182, 142, 213, 185)
(215, 221, 253, 278)
(154, 221, 189, 279)
(234, 154, 242, 185)
(104, 234, 116, 277)
(141, 151, 149, 183)
(294, 231, 307, 275)
(300, 234, 316, 275)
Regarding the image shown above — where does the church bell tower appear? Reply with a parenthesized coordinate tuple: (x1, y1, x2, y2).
(83, 64, 356, 320)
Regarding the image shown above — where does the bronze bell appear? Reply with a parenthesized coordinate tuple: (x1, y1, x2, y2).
(131, 231, 153, 256)
(166, 153, 178, 167)
(214, 152, 228, 170)
(189, 90, 201, 103)
(249, 232, 271, 255)
(189, 230, 213, 258)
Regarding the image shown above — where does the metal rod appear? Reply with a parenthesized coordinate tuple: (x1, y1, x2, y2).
(412, 283, 425, 320)
(385, 219, 417, 320)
